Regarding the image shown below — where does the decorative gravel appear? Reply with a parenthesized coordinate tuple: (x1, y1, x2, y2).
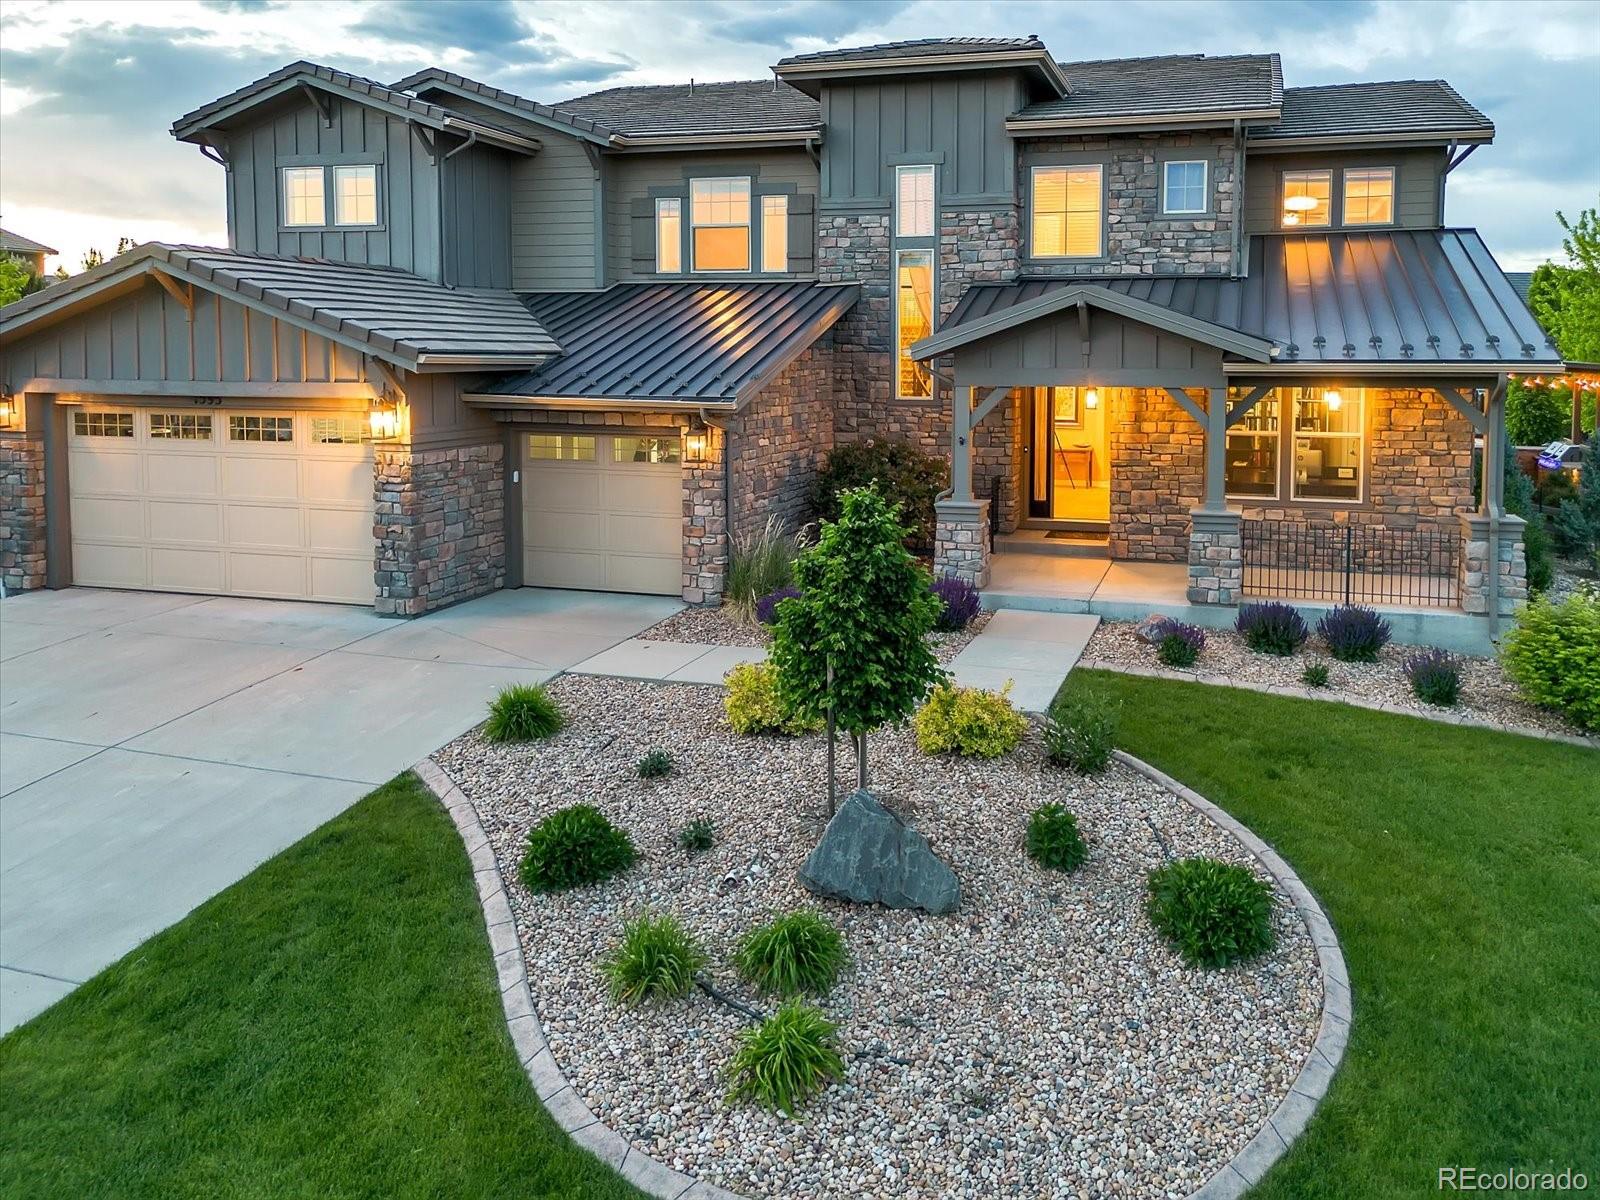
(1082, 619, 1597, 744)
(436, 675, 1322, 1200)
(643, 606, 996, 665)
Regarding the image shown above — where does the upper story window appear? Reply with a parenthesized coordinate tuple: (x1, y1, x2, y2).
(1032, 165, 1103, 258)
(895, 165, 934, 238)
(1343, 167, 1395, 226)
(761, 195, 788, 273)
(655, 198, 682, 273)
(690, 177, 751, 272)
(1162, 160, 1208, 215)
(333, 165, 378, 226)
(1281, 170, 1332, 228)
(282, 167, 325, 228)
(281, 164, 379, 229)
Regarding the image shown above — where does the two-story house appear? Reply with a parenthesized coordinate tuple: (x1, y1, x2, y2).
(0, 37, 1559, 633)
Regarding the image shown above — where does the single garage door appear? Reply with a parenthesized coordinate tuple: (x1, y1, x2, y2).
(68, 405, 375, 603)
(522, 431, 681, 595)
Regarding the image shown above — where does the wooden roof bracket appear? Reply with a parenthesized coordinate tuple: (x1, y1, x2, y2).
(580, 140, 604, 173)
(369, 358, 408, 403)
(1077, 299, 1091, 369)
(299, 83, 333, 128)
(1443, 141, 1480, 174)
(149, 268, 194, 317)
(1226, 382, 1274, 424)
(1434, 384, 1488, 433)
(412, 124, 440, 164)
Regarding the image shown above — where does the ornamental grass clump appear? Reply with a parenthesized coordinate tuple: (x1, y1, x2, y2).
(1501, 590, 1600, 730)
(519, 804, 636, 894)
(678, 818, 715, 854)
(930, 574, 982, 632)
(1025, 803, 1088, 873)
(1147, 858, 1276, 969)
(736, 910, 847, 997)
(482, 683, 564, 743)
(1044, 689, 1120, 775)
(912, 682, 1029, 758)
(636, 749, 673, 779)
(726, 515, 802, 622)
(1236, 602, 1309, 656)
(725, 998, 845, 1112)
(723, 661, 822, 736)
(755, 586, 802, 627)
(1317, 604, 1393, 663)
(1302, 662, 1331, 689)
(600, 913, 706, 1005)
(1404, 648, 1462, 707)
(1156, 621, 1207, 667)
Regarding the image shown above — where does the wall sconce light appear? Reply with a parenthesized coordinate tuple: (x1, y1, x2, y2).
(684, 417, 710, 464)
(1325, 389, 1343, 412)
(368, 404, 401, 441)
(0, 392, 18, 430)
(1084, 388, 1100, 410)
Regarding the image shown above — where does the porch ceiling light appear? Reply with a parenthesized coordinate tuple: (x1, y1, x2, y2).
(368, 404, 401, 441)
(684, 417, 710, 464)
(1085, 388, 1100, 409)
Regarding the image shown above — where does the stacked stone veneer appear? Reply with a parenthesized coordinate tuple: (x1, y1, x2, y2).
(934, 499, 991, 588)
(0, 434, 46, 592)
(1110, 387, 1206, 561)
(728, 338, 838, 543)
(1458, 513, 1529, 617)
(1187, 510, 1244, 605)
(374, 443, 504, 616)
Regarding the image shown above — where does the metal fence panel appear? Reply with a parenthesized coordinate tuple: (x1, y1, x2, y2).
(1241, 518, 1459, 608)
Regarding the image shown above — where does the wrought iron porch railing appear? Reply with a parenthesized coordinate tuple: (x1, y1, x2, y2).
(1241, 518, 1460, 609)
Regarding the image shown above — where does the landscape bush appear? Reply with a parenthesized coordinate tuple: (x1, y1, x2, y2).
(931, 574, 982, 632)
(636, 749, 673, 779)
(1403, 648, 1462, 707)
(735, 910, 847, 997)
(1501, 590, 1600, 730)
(519, 805, 636, 893)
(1044, 689, 1120, 774)
(1236, 601, 1309, 656)
(482, 683, 564, 743)
(678, 818, 716, 854)
(1503, 440, 1555, 592)
(725, 999, 845, 1112)
(1317, 605, 1392, 663)
(1155, 621, 1206, 667)
(1146, 858, 1275, 969)
(755, 585, 801, 627)
(600, 913, 705, 1005)
(723, 661, 822, 736)
(911, 682, 1029, 758)
(1025, 803, 1088, 873)
(1302, 662, 1331, 689)
(727, 516, 802, 622)
(808, 439, 948, 550)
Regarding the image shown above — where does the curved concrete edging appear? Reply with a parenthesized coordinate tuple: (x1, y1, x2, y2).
(414, 749, 1349, 1200)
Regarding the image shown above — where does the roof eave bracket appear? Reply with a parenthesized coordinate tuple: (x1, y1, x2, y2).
(298, 83, 333, 129)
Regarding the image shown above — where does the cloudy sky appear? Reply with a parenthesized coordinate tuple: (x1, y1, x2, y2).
(1, 0, 1595, 273)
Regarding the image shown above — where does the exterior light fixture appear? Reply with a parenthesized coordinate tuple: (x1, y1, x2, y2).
(1325, 389, 1343, 412)
(684, 417, 710, 464)
(1084, 388, 1100, 409)
(0, 392, 17, 430)
(368, 404, 401, 441)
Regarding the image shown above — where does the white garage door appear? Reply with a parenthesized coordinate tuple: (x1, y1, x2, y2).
(522, 432, 681, 596)
(68, 405, 375, 604)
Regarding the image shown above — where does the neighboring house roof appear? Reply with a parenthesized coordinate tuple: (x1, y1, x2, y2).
(1011, 54, 1282, 127)
(171, 61, 541, 155)
(1, 228, 58, 258)
(919, 230, 1559, 371)
(392, 67, 614, 143)
(775, 36, 1070, 98)
(1249, 81, 1494, 145)
(1503, 271, 1534, 305)
(777, 36, 1048, 66)
(550, 80, 820, 139)
(469, 281, 859, 409)
(0, 244, 558, 371)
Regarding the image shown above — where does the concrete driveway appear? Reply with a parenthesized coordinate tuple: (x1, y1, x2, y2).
(0, 586, 679, 1034)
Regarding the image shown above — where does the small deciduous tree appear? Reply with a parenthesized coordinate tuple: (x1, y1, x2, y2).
(770, 484, 944, 791)
(1528, 202, 1600, 363)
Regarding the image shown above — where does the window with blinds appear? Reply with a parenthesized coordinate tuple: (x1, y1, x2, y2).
(1031, 165, 1103, 257)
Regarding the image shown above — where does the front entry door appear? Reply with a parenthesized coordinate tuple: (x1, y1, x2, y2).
(1027, 387, 1107, 522)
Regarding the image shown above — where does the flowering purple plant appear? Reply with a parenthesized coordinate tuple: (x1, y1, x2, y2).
(1236, 602, 1309, 656)
(930, 574, 982, 632)
(1403, 648, 1461, 706)
(754, 586, 801, 627)
(1156, 620, 1207, 667)
(1316, 605, 1392, 663)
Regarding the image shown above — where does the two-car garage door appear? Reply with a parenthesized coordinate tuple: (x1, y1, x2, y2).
(68, 405, 375, 604)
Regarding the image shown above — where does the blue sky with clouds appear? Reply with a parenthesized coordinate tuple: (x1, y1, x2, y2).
(1, 0, 1595, 272)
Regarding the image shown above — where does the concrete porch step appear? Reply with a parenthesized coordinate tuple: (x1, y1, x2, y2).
(996, 530, 1110, 559)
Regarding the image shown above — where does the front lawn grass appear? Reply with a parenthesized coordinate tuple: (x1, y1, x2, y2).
(0, 773, 644, 1200)
(1060, 671, 1599, 1197)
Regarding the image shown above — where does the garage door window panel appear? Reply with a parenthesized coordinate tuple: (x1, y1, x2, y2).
(310, 414, 374, 444)
(229, 415, 295, 443)
(74, 411, 134, 438)
(527, 433, 596, 461)
(613, 436, 682, 465)
(150, 413, 213, 440)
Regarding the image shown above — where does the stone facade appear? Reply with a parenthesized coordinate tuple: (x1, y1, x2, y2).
(1458, 513, 1528, 617)
(1110, 387, 1206, 561)
(374, 442, 504, 616)
(728, 338, 838, 543)
(934, 498, 991, 588)
(1187, 510, 1244, 605)
(0, 434, 46, 592)
(683, 426, 727, 606)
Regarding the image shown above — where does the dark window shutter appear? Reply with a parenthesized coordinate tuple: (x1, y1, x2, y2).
(787, 193, 815, 274)
(630, 197, 655, 275)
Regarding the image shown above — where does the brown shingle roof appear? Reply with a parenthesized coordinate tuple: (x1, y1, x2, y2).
(1013, 53, 1282, 124)
(775, 36, 1045, 66)
(1251, 80, 1494, 142)
(551, 80, 819, 138)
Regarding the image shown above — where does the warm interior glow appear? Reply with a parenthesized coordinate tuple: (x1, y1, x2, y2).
(1325, 389, 1343, 412)
(1282, 213, 1301, 226)
(1085, 388, 1099, 409)
(0, 396, 15, 426)
(368, 406, 399, 440)
(1284, 195, 1319, 212)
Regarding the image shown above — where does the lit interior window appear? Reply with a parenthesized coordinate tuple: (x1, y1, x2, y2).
(690, 177, 751, 271)
(895, 249, 934, 399)
(1032, 165, 1103, 257)
(1343, 167, 1395, 226)
(282, 167, 325, 227)
(761, 195, 788, 272)
(896, 165, 934, 238)
(333, 165, 378, 226)
(1282, 171, 1332, 227)
(655, 198, 682, 273)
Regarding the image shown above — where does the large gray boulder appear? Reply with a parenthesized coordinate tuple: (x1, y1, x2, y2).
(798, 789, 960, 915)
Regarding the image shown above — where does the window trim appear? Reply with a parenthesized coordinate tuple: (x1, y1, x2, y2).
(1225, 387, 1369, 505)
(1280, 169, 1334, 229)
(893, 247, 935, 401)
(894, 164, 936, 240)
(331, 164, 381, 228)
(689, 176, 753, 273)
(760, 194, 788, 274)
(1160, 158, 1210, 216)
(281, 166, 327, 229)
(278, 162, 385, 232)
(654, 197, 683, 274)
(1029, 162, 1106, 259)
(1341, 165, 1397, 228)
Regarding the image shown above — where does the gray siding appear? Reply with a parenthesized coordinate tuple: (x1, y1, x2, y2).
(511, 131, 600, 289)
(820, 73, 1026, 209)
(1243, 148, 1445, 234)
(226, 94, 442, 279)
(952, 306, 1226, 387)
(604, 148, 820, 284)
(441, 140, 513, 289)
(404, 370, 501, 449)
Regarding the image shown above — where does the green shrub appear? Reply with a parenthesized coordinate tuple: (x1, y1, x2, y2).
(725, 998, 845, 1111)
(723, 661, 822, 736)
(1302, 662, 1330, 689)
(519, 805, 636, 893)
(911, 682, 1029, 757)
(1147, 858, 1276, 969)
(678, 818, 715, 854)
(1025, 803, 1088, 873)
(483, 683, 563, 743)
(1507, 377, 1572, 447)
(1045, 689, 1120, 775)
(1504, 438, 1555, 592)
(727, 515, 802, 621)
(1501, 590, 1600, 730)
(808, 439, 948, 550)
(1156, 622, 1205, 667)
(636, 749, 673, 779)
(600, 913, 705, 1005)
(736, 910, 847, 996)
(1404, 649, 1462, 707)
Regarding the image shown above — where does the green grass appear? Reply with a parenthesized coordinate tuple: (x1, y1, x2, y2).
(1059, 671, 1600, 1197)
(0, 773, 645, 1200)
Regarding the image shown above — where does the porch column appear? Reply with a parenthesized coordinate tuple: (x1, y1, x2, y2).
(950, 384, 973, 501)
(1202, 385, 1229, 512)
(935, 385, 991, 587)
(1172, 386, 1244, 605)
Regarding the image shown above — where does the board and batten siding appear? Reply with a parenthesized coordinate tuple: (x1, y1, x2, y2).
(1242, 148, 1446, 234)
(950, 307, 1227, 387)
(511, 131, 601, 290)
(440, 140, 514, 289)
(225, 94, 443, 280)
(820, 74, 1027, 208)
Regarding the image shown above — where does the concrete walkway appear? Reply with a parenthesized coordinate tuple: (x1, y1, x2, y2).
(0, 586, 678, 1033)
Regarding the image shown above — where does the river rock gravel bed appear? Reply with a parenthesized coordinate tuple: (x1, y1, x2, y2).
(641, 607, 995, 665)
(435, 674, 1322, 1200)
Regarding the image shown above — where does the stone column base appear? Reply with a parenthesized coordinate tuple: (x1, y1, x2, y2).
(1458, 513, 1527, 616)
(934, 498, 992, 589)
(1187, 508, 1243, 605)
(0, 433, 47, 593)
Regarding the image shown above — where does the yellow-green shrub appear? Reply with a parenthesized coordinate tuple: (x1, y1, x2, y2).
(1501, 590, 1600, 731)
(911, 682, 1029, 757)
(723, 661, 822, 736)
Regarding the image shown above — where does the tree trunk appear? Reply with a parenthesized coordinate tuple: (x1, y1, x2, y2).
(856, 731, 869, 791)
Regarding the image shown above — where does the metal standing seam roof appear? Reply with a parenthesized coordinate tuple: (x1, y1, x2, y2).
(1, 228, 58, 257)
(1250, 80, 1494, 143)
(929, 230, 1559, 369)
(1012, 54, 1283, 124)
(472, 281, 860, 408)
(0, 244, 559, 368)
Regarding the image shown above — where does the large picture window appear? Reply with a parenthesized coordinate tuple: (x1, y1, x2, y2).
(1225, 393, 1280, 498)
(1343, 167, 1395, 226)
(895, 249, 934, 399)
(761, 195, 788, 272)
(1293, 388, 1364, 501)
(1031, 165, 1103, 257)
(690, 177, 751, 272)
(895, 165, 934, 238)
(1281, 170, 1332, 228)
(655, 198, 682, 273)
